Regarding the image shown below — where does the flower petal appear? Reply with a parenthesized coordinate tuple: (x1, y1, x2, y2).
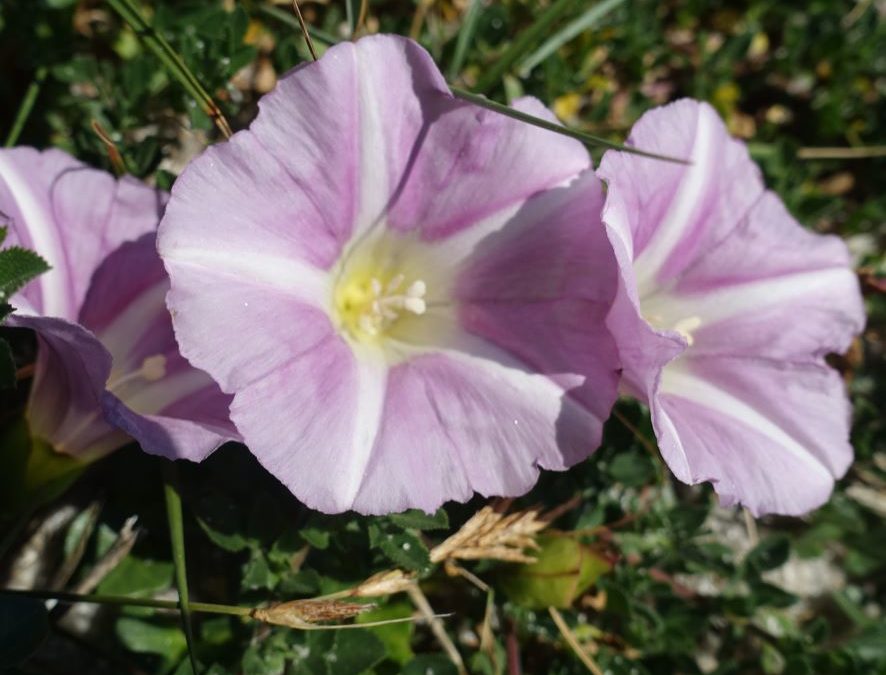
(656, 356, 852, 515)
(229, 332, 387, 514)
(79, 234, 237, 461)
(7, 315, 125, 460)
(643, 191, 865, 360)
(352, 350, 600, 515)
(598, 99, 764, 297)
(454, 171, 620, 422)
(0, 147, 164, 318)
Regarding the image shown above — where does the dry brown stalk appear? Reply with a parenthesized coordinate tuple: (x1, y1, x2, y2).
(429, 505, 552, 565)
(251, 599, 372, 629)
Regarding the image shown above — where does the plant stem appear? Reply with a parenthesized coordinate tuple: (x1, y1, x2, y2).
(163, 462, 199, 674)
(105, 0, 232, 138)
(4, 66, 48, 147)
(0, 587, 252, 616)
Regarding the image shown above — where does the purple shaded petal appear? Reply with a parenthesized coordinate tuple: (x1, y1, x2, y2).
(80, 234, 237, 461)
(454, 171, 619, 424)
(383, 95, 590, 240)
(352, 351, 599, 515)
(0, 147, 164, 318)
(598, 99, 763, 295)
(656, 357, 852, 515)
(7, 315, 126, 460)
(656, 191, 865, 360)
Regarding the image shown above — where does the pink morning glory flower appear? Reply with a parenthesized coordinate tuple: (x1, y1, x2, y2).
(598, 99, 866, 515)
(158, 35, 620, 514)
(0, 147, 237, 462)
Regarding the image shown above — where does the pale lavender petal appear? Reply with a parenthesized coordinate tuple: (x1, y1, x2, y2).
(352, 351, 599, 515)
(80, 234, 237, 461)
(598, 99, 764, 296)
(7, 315, 127, 461)
(0, 147, 164, 318)
(655, 357, 852, 515)
(228, 331, 387, 514)
(159, 35, 450, 278)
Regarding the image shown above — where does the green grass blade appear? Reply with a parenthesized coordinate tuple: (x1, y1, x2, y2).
(447, 0, 484, 81)
(105, 0, 232, 138)
(474, 0, 578, 94)
(517, 0, 627, 77)
(5, 66, 47, 148)
(450, 87, 689, 163)
(163, 462, 200, 675)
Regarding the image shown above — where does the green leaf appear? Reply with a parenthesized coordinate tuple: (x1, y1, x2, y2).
(356, 601, 414, 665)
(195, 491, 252, 553)
(0, 595, 48, 667)
(608, 449, 656, 487)
(0, 246, 50, 300)
(327, 629, 386, 675)
(746, 535, 791, 573)
(401, 654, 459, 675)
(300, 526, 331, 550)
(498, 535, 611, 609)
(97, 556, 174, 598)
(387, 508, 449, 531)
(116, 616, 187, 660)
(377, 531, 431, 573)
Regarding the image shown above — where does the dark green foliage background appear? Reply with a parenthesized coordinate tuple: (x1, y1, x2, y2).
(1, 1, 884, 674)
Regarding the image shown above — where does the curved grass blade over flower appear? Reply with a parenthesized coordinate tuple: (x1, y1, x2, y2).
(158, 34, 621, 515)
(0, 147, 237, 461)
(598, 99, 866, 516)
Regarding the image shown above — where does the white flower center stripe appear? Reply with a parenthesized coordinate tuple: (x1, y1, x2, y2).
(660, 367, 833, 481)
(124, 367, 212, 416)
(163, 247, 331, 308)
(633, 108, 714, 297)
(339, 350, 388, 508)
(0, 153, 69, 316)
(642, 267, 854, 329)
(97, 283, 168, 365)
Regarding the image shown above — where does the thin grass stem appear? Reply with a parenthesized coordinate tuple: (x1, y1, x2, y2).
(474, 0, 578, 93)
(4, 66, 48, 147)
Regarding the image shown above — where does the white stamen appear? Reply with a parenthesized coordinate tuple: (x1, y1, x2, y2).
(672, 316, 702, 345)
(356, 275, 428, 336)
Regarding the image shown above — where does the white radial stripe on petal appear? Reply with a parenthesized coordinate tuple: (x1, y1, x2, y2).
(354, 53, 390, 233)
(429, 201, 526, 262)
(660, 366, 832, 481)
(642, 267, 854, 328)
(123, 368, 212, 416)
(0, 153, 69, 316)
(633, 109, 714, 297)
(164, 248, 331, 308)
(340, 347, 388, 507)
(96, 283, 167, 363)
